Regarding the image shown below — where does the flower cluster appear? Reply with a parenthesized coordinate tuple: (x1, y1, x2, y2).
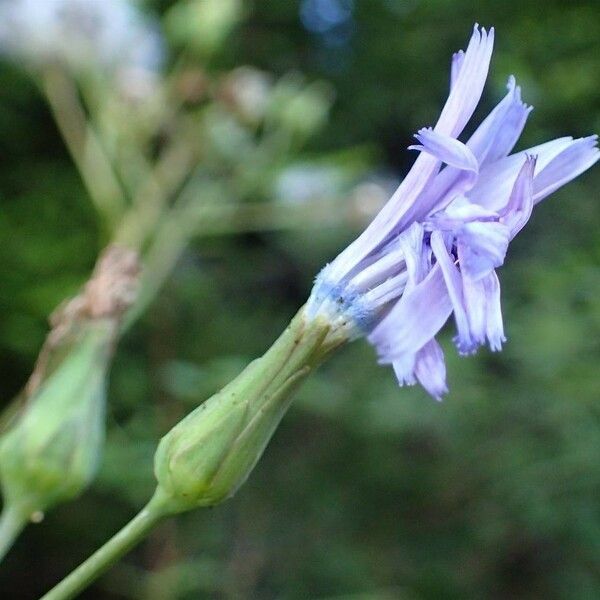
(306, 25, 599, 399)
(0, 0, 163, 75)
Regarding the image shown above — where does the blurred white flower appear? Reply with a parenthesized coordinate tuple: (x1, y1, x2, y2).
(349, 177, 397, 220)
(219, 67, 273, 124)
(274, 164, 347, 205)
(0, 0, 164, 75)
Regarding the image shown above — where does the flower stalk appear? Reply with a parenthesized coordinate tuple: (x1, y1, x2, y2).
(41, 306, 343, 599)
(40, 491, 170, 600)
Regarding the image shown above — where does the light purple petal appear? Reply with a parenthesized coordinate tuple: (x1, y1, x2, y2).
(324, 152, 440, 283)
(428, 195, 498, 231)
(363, 223, 428, 317)
(461, 272, 486, 345)
(467, 75, 532, 164)
(483, 271, 505, 351)
(363, 270, 409, 308)
(392, 356, 417, 387)
(461, 270, 505, 351)
(405, 163, 480, 224)
(457, 221, 510, 280)
(414, 339, 448, 400)
(350, 237, 407, 290)
(398, 222, 426, 288)
(410, 128, 479, 173)
(403, 131, 481, 223)
(324, 25, 494, 282)
(533, 135, 600, 203)
(500, 155, 536, 238)
(436, 24, 495, 138)
(450, 50, 465, 90)
(391, 336, 448, 401)
(468, 137, 577, 212)
(368, 265, 452, 361)
(430, 231, 476, 354)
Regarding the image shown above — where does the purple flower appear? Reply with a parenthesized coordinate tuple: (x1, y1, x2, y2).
(305, 25, 599, 400)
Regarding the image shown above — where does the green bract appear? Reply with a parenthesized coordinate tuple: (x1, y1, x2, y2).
(0, 321, 113, 522)
(153, 308, 336, 513)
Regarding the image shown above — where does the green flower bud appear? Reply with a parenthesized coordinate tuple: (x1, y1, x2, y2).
(268, 76, 334, 141)
(165, 0, 243, 57)
(154, 309, 339, 513)
(0, 320, 113, 522)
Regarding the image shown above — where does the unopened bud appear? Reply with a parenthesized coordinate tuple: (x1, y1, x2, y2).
(0, 321, 113, 522)
(165, 0, 242, 57)
(153, 309, 339, 513)
(269, 76, 334, 140)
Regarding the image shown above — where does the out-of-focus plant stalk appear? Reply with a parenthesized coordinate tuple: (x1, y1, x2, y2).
(192, 193, 384, 235)
(113, 140, 196, 251)
(41, 68, 128, 232)
(40, 66, 216, 330)
(42, 306, 347, 599)
(41, 493, 167, 600)
(124, 182, 382, 332)
(37, 52, 359, 341)
(0, 247, 140, 562)
(0, 322, 113, 562)
(122, 200, 198, 331)
(40, 66, 199, 333)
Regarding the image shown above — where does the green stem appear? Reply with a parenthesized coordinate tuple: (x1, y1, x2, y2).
(42, 309, 346, 598)
(40, 67, 127, 233)
(0, 504, 27, 563)
(41, 491, 172, 600)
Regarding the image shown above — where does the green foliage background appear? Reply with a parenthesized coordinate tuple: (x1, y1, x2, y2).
(1, 0, 599, 598)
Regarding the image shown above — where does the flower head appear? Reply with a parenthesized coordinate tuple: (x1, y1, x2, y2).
(306, 25, 599, 399)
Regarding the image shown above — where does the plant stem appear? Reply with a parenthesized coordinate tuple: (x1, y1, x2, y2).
(41, 491, 172, 600)
(113, 139, 194, 250)
(0, 504, 26, 563)
(41, 67, 127, 233)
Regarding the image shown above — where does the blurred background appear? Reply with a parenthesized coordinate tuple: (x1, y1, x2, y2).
(0, 0, 599, 598)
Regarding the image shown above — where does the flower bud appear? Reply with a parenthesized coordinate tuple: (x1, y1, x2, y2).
(165, 0, 242, 57)
(153, 309, 339, 513)
(268, 76, 334, 141)
(0, 320, 113, 522)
